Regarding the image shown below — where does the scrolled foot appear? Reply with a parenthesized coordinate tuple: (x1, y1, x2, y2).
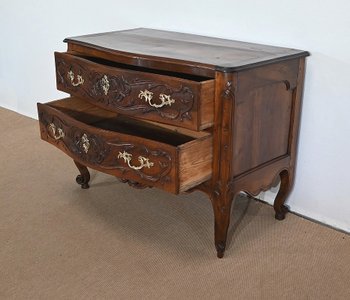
(273, 169, 292, 221)
(74, 160, 90, 189)
(275, 204, 289, 220)
(76, 174, 89, 189)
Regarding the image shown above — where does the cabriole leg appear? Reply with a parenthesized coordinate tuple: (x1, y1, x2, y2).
(74, 160, 90, 189)
(211, 192, 234, 258)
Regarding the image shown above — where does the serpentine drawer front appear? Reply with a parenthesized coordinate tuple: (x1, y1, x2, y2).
(38, 28, 309, 258)
(55, 52, 214, 131)
(38, 97, 212, 194)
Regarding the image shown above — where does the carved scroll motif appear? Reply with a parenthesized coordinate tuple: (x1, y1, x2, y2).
(39, 110, 172, 185)
(222, 81, 235, 99)
(56, 58, 194, 122)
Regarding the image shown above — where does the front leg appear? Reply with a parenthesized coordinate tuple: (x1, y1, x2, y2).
(211, 189, 235, 258)
(74, 160, 90, 189)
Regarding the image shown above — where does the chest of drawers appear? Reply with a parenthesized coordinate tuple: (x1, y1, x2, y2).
(37, 28, 309, 258)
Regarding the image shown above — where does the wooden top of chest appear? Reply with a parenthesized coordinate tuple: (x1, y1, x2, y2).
(65, 28, 309, 72)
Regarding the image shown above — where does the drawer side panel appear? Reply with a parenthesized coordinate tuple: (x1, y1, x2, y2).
(178, 136, 213, 192)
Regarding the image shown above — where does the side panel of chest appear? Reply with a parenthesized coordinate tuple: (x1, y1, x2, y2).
(232, 59, 300, 176)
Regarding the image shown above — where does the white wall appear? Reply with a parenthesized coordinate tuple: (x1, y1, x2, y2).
(1, 0, 349, 232)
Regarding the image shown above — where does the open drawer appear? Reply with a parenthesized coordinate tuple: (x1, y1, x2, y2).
(37, 97, 212, 193)
(55, 52, 215, 131)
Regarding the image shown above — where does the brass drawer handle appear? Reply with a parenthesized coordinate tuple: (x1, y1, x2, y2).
(81, 134, 90, 153)
(48, 123, 65, 140)
(138, 90, 175, 108)
(118, 151, 154, 170)
(67, 70, 84, 87)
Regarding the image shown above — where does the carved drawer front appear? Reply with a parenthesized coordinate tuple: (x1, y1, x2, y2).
(37, 97, 212, 193)
(54, 52, 214, 131)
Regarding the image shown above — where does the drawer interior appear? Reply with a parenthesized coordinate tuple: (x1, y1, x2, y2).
(68, 52, 213, 82)
(47, 97, 210, 146)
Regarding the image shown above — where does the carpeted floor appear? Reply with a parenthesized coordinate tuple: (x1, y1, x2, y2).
(0, 106, 349, 299)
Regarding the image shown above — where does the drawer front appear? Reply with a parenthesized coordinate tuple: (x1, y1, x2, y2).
(55, 52, 214, 131)
(37, 99, 212, 193)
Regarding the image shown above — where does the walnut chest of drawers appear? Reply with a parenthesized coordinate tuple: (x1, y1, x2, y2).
(37, 28, 309, 258)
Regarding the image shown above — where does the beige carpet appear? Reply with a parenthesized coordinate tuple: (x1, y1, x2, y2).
(0, 106, 349, 300)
